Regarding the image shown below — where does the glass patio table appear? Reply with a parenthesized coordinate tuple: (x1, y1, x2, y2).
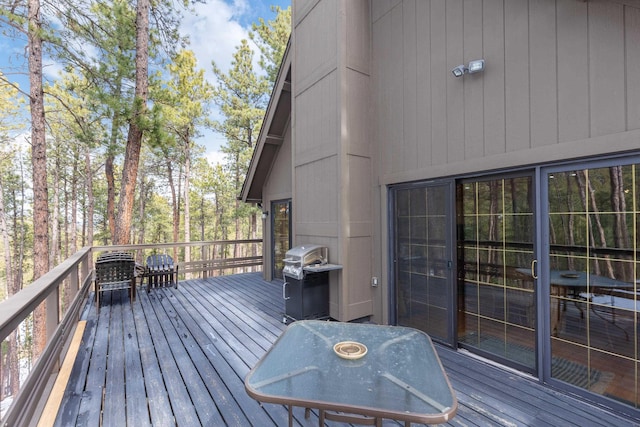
(244, 320, 457, 426)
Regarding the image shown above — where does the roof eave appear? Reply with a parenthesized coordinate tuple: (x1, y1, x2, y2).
(240, 38, 292, 203)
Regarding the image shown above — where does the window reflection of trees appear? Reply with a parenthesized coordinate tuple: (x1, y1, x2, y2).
(548, 166, 635, 283)
(273, 201, 290, 279)
(548, 164, 638, 409)
(457, 175, 536, 370)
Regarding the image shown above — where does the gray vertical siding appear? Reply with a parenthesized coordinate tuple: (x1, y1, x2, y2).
(288, 0, 640, 324)
(293, 0, 374, 321)
(372, 0, 640, 183)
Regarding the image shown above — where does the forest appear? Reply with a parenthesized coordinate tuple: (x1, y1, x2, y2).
(0, 0, 290, 402)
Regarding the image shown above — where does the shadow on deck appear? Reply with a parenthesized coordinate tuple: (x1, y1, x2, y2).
(54, 273, 639, 426)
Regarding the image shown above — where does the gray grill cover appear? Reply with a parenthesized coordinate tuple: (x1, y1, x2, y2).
(282, 244, 328, 280)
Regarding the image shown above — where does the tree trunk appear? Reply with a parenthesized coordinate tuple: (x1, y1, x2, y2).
(609, 166, 633, 281)
(574, 171, 614, 277)
(167, 158, 179, 260)
(16, 157, 25, 292)
(199, 195, 206, 241)
(105, 82, 122, 241)
(105, 152, 116, 239)
(0, 177, 10, 398)
(114, 0, 150, 245)
(70, 155, 78, 254)
(183, 140, 191, 273)
(66, 153, 79, 309)
(250, 211, 257, 272)
(486, 181, 499, 282)
(28, 0, 49, 360)
(50, 155, 60, 268)
(234, 153, 240, 259)
(85, 148, 94, 247)
(63, 176, 69, 259)
(137, 169, 147, 246)
(565, 174, 576, 271)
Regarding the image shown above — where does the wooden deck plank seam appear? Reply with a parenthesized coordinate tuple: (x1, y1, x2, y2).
(166, 281, 340, 427)
(156, 289, 260, 426)
(437, 347, 633, 426)
(77, 291, 113, 425)
(131, 289, 174, 427)
(143, 290, 227, 426)
(158, 285, 288, 426)
(122, 288, 152, 425)
(184, 279, 282, 352)
(136, 289, 203, 426)
(104, 291, 127, 426)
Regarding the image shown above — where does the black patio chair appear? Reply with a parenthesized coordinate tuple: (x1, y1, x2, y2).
(94, 252, 136, 311)
(145, 254, 178, 292)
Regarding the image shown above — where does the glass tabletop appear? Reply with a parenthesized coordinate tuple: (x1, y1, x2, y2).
(245, 320, 457, 424)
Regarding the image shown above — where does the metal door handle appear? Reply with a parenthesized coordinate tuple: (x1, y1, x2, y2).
(531, 260, 538, 279)
(282, 281, 290, 300)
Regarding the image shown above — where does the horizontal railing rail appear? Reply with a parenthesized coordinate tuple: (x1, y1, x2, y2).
(0, 239, 262, 427)
(0, 246, 93, 427)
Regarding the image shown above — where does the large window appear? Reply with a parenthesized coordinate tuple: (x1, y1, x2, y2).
(546, 164, 639, 408)
(272, 200, 291, 280)
(391, 159, 640, 413)
(392, 183, 452, 343)
(457, 175, 536, 372)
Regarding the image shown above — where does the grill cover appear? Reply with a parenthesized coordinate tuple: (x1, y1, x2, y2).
(282, 244, 328, 280)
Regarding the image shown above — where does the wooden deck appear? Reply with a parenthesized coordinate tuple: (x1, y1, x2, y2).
(53, 273, 640, 426)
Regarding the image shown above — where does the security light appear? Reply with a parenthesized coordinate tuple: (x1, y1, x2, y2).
(451, 65, 467, 77)
(467, 59, 485, 74)
(451, 59, 485, 77)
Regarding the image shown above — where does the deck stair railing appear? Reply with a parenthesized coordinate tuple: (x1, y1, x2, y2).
(0, 239, 261, 427)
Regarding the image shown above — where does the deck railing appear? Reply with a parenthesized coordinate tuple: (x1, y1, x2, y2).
(0, 239, 262, 427)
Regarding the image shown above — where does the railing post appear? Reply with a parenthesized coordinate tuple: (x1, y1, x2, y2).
(84, 249, 91, 294)
(82, 252, 90, 285)
(70, 266, 79, 299)
(203, 244, 208, 279)
(45, 289, 59, 342)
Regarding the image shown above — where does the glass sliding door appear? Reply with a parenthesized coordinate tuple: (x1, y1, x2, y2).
(390, 157, 640, 413)
(457, 174, 537, 372)
(392, 182, 453, 344)
(545, 162, 639, 408)
(271, 200, 291, 280)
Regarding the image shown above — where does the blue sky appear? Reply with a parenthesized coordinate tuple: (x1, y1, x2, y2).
(0, 0, 291, 164)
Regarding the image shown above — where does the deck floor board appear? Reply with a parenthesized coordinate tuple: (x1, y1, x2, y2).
(122, 291, 151, 426)
(132, 289, 172, 427)
(55, 273, 640, 426)
(139, 289, 202, 426)
(104, 292, 126, 427)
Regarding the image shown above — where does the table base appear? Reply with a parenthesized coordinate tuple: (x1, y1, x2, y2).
(287, 405, 412, 427)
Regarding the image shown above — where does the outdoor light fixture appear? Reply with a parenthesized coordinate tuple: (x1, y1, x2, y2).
(467, 59, 485, 73)
(451, 65, 467, 77)
(262, 211, 269, 219)
(451, 59, 485, 77)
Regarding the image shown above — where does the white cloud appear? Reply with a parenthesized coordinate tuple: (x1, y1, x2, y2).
(1, 132, 30, 154)
(206, 149, 227, 167)
(180, 0, 264, 160)
(42, 61, 65, 82)
(182, 0, 251, 81)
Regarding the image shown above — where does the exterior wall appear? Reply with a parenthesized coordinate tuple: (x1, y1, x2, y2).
(372, 0, 640, 187)
(370, 0, 640, 322)
(261, 125, 292, 281)
(293, 0, 374, 321)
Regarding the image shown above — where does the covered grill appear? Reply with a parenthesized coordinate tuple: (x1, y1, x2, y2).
(282, 244, 341, 323)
